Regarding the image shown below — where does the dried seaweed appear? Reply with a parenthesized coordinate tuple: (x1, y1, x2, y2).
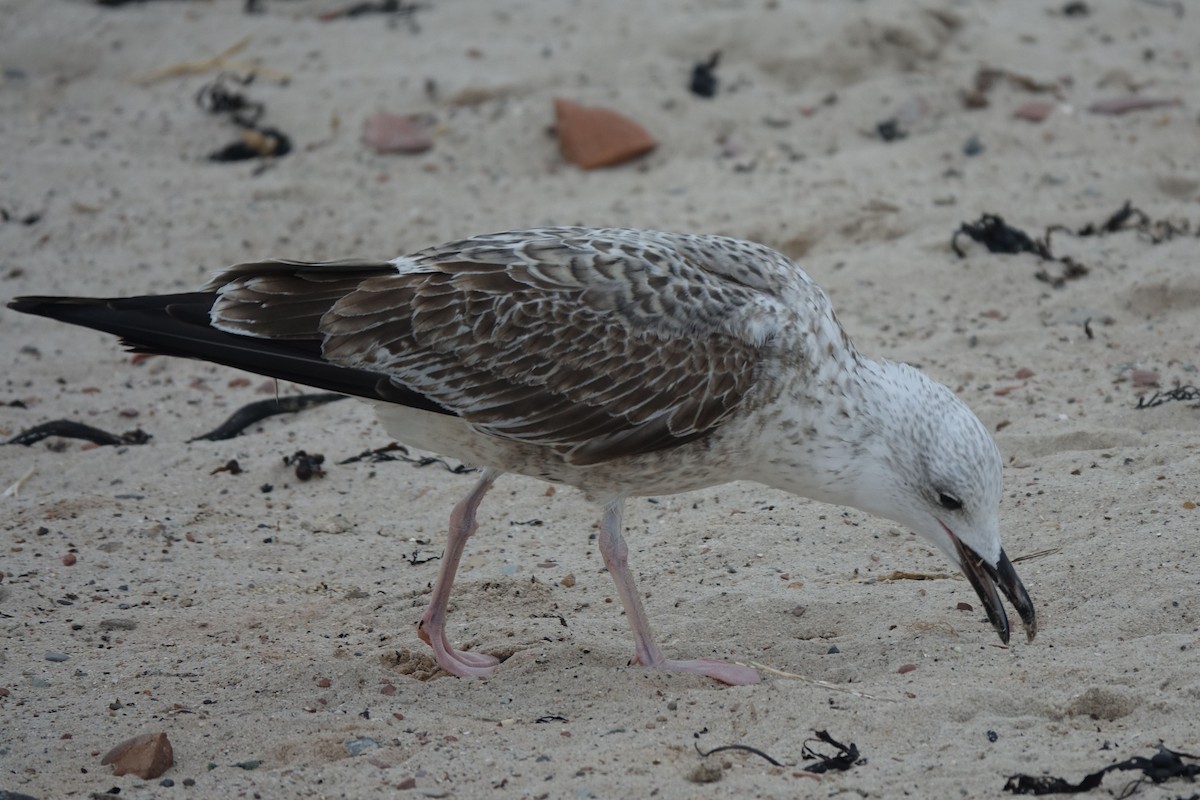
(694, 730, 864, 773)
(283, 450, 325, 481)
(695, 742, 785, 767)
(802, 730, 865, 773)
(689, 52, 720, 98)
(953, 214, 1052, 259)
(338, 442, 475, 474)
(197, 72, 292, 162)
(189, 394, 346, 441)
(952, 202, 1196, 289)
(5, 420, 150, 447)
(1135, 383, 1200, 410)
(1004, 744, 1200, 795)
(317, 0, 428, 25)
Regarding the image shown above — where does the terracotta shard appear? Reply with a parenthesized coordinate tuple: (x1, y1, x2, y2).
(101, 731, 174, 779)
(553, 98, 656, 169)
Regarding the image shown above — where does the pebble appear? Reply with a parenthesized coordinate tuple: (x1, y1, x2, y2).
(1131, 368, 1160, 387)
(898, 663, 917, 674)
(1013, 101, 1055, 122)
(45, 652, 69, 662)
(827, 645, 841, 654)
(345, 737, 380, 757)
(361, 112, 433, 155)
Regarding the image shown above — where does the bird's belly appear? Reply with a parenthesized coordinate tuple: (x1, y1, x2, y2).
(369, 402, 746, 500)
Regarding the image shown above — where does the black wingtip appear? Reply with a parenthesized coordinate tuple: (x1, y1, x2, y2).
(9, 295, 78, 315)
(9, 292, 455, 419)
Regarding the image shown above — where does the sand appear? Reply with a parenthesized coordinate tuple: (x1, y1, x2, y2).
(2, 1, 1199, 797)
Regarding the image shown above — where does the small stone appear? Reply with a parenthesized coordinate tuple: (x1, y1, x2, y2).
(1131, 369, 1159, 387)
(560, 573, 576, 588)
(553, 98, 656, 169)
(346, 737, 380, 757)
(827, 645, 840, 654)
(1013, 101, 1055, 122)
(362, 112, 433, 155)
(962, 135, 984, 156)
(62, 553, 77, 566)
(101, 732, 174, 780)
(956, 602, 974, 612)
(45, 651, 70, 662)
(987, 729, 999, 743)
(898, 663, 917, 674)
(316, 677, 331, 688)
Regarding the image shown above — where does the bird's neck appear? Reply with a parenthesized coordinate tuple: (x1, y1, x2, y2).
(746, 355, 892, 510)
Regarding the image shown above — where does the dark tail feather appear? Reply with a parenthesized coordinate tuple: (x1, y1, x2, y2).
(7, 294, 452, 416)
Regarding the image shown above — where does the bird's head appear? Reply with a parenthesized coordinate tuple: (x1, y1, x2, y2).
(851, 361, 1037, 644)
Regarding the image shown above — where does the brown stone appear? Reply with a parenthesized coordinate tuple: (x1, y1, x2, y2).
(1013, 101, 1055, 122)
(362, 112, 433, 154)
(553, 98, 656, 169)
(101, 731, 174, 779)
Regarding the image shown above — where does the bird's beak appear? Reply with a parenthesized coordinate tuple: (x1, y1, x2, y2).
(944, 524, 1037, 644)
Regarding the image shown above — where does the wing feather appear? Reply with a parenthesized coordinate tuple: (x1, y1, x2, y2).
(210, 229, 801, 465)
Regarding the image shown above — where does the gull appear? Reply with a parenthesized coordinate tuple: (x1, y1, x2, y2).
(8, 227, 1037, 685)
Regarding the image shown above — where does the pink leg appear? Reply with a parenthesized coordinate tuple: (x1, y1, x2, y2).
(417, 469, 502, 677)
(597, 500, 761, 686)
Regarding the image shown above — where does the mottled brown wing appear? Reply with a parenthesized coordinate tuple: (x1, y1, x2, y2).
(318, 260, 765, 465)
(208, 231, 786, 466)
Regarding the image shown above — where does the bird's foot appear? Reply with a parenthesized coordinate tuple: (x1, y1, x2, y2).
(632, 655, 762, 686)
(418, 621, 499, 677)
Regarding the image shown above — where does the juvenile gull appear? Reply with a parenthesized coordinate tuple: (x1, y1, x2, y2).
(9, 227, 1036, 685)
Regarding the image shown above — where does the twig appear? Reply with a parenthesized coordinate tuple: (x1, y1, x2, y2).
(3, 465, 36, 498)
(749, 662, 899, 702)
(861, 570, 960, 582)
(1011, 547, 1061, 564)
(132, 37, 289, 85)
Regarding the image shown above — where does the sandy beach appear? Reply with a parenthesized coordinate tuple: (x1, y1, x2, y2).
(2, 1, 1199, 797)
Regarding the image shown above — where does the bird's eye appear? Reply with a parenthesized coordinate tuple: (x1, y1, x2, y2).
(937, 492, 963, 511)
